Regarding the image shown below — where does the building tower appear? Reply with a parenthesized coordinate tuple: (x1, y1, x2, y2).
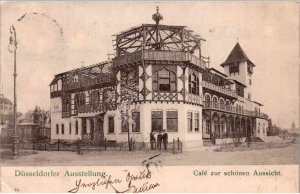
(221, 42, 255, 102)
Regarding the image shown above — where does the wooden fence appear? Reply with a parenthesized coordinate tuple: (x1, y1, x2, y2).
(1, 138, 183, 154)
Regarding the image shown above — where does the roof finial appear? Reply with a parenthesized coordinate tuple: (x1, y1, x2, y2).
(237, 37, 239, 43)
(152, 6, 163, 25)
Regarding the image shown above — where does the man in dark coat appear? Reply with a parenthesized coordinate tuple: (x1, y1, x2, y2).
(157, 131, 163, 151)
(162, 130, 168, 150)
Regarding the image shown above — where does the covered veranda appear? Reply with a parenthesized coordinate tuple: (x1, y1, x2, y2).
(202, 110, 253, 139)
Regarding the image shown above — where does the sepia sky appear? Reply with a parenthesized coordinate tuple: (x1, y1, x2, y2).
(0, 2, 299, 129)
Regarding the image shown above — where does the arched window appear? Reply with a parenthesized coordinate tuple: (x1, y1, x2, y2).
(188, 73, 199, 95)
(220, 99, 225, 110)
(205, 94, 211, 102)
(73, 74, 79, 82)
(153, 68, 176, 92)
(225, 100, 230, 111)
(220, 118, 226, 133)
(204, 94, 210, 108)
(263, 124, 265, 133)
(213, 96, 218, 108)
(205, 118, 211, 134)
(238, 105, 242, 113)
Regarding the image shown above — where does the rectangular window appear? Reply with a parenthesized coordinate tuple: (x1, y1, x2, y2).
(151, 111, 163, 132)
(249, 79, 252, 85)
(69, 123, 72, 134)
(122, 118, 129, 132)
(187, 112, 193, 132)
(220, 121, 225, 132)
(82, 119, 86, 134)
(56, 124, 59, 134)
(236, 86, 244, 97)
(248, 93, 251, 100)
(108, 116, 114, 133)
(75, 120, 79, 134)
(229, 63, 239, 74)
(206, 121, 210, 134)
(159, 78, 170, 92)
(194, 113, 199, 132)
(132, 112, 140, 132)
(91, 90, 100, 104)
(167, 111, 178, 132)
(61, 124, 64, 134)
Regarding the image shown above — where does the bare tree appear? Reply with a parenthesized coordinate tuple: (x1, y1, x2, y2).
(32, 106, 49, 139)
(117, 86, 138, 151)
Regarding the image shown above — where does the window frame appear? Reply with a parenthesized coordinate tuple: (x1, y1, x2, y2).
(121, 118, 129, 132)
(153, 68, 176, 93)
(194, 112, 199, 132)
(187, 112, 193, 132)
(132, 112, 140, 132)
(151, 111, 163, 132)
(189, 73, 200, 95)
(166, 111, 178, 132)
(69, 123, 72, 134)
(108, 116, 115, 133)
(75, 120, 79, 134)
(61, 124, 65, 134)
(56, 124, 59, 134)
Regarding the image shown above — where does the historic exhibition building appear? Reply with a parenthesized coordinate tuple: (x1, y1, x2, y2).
(50, 9, 270, 147)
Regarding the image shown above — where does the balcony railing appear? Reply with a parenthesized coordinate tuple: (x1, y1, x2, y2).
(64, 74, 114, 91)
(203, 80, 237, 98)
(213, 132, 247, 139)
(204, 101, 238, 114)
(203, 101, 268, 119)
(113, 50, 208, 69)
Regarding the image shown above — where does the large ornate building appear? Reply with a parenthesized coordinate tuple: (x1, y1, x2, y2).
(50, 9, 269, 147)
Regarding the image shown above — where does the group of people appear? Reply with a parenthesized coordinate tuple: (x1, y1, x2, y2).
(150, 130, 168, 150)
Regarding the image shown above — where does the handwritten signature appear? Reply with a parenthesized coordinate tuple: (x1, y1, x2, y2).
(68, 153, 162, 193)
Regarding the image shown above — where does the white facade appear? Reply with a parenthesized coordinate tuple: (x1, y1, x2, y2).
(50, 30, 270, 148)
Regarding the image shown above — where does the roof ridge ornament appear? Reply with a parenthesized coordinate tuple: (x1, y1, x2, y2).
(152, 6, 163, 25)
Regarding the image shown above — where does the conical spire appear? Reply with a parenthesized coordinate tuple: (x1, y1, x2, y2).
(221, 42, 255, 67)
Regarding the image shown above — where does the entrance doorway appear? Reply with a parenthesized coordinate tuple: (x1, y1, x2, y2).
(95, 114, 104, 141)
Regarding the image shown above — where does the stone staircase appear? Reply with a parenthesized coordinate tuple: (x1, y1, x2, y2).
(259, 135, 285, 143)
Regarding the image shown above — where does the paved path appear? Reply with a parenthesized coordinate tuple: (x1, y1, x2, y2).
(1, 142, 298, 166)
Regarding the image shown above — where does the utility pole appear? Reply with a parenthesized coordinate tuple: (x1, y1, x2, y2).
(9, 25, 19, 156)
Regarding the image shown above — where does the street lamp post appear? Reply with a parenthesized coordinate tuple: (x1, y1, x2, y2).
(9, 25, 19, 156)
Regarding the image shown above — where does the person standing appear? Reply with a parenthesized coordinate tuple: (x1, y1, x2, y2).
(157, 131, 163, 151)
(162, 130, 168, 150)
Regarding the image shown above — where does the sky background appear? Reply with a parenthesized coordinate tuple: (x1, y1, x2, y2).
(0, 2, 299, 129)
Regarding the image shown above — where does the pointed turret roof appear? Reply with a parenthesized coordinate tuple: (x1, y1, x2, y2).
(221, 42, 255, 67)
